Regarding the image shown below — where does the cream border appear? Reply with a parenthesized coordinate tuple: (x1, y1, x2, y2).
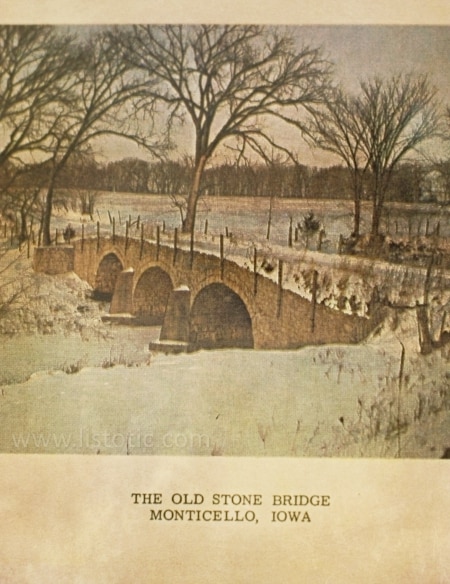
(0, 0, 448, 25)
(0, 2, 449, 582)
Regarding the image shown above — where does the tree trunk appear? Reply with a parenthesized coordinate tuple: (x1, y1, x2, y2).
(42, 183, 55, 246)
(353, 198, 361, 236)
(352, 172, 362, 237)
(266, 196, 274, 240)
(353, 183, 362, 236)
(19, 208, 28, 243)
(371, 198, 382, 237)
(183, 155, 207, 234)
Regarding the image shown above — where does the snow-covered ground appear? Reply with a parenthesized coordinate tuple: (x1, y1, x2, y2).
(1, 336, 449, 458)
(0, 243, 449, 458)
(54, 192, 450, 250)
(2, 194, 450, 458)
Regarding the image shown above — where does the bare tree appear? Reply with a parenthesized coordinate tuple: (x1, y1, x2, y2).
(357, 74, 438, 237)
(0, 249, 32, 321)
(308, 87, 368, 236)
(309, 76, 438, 238)
(0, 163, 48, 242)
(118, 25, 331, 234)
(0, 26, 77, 167)
(39, 29, 161, 245)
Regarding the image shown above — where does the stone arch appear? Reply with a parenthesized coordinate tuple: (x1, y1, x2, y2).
(189, 266, 257, 325)
(189, 283, 254, 350)
(133, 266, 173, 325)
(94, 252, 124, 300)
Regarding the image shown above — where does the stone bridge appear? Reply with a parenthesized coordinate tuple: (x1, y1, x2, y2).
(33, 236, 377, 351)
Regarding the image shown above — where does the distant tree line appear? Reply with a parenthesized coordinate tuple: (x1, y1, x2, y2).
(0, 155, 441, 203)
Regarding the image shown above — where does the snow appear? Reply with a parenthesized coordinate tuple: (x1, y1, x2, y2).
(1, 195, 450, 458)
(1, 334, 449, 458)
(0, 257, 448, 459)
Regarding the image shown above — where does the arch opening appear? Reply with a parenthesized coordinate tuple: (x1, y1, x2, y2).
(94, 253, 123, 301)
(133, 267, 173, 325)
(190, 283, 254, 350)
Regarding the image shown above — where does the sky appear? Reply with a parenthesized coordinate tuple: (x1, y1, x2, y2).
(298, 26, 450, 96)
(93, 25, 450, 167)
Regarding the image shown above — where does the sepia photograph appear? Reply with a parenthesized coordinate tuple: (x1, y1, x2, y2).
(0, 2, 449, 582)
(0, 22, 449, 458)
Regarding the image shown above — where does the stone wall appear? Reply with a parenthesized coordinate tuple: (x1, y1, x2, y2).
(110, 268, 134, 314)
(33, 246, 75, 274)
(133, 267, 173, 324)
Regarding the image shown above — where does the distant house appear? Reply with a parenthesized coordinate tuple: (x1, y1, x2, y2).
(421, 170, 449, 203)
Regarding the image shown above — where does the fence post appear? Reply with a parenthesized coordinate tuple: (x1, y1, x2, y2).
(220, 234, 224, 280)
(253, 247, 258, 295)
(190, 229, 194, 268)
(156, 225, 160, 261)
(318, 229, 324, 252)
(96, 221, 100, 252)
(125, 220, 129, 252)
(140, 223, 144, 259)
(204, 219, 208, 236)
(112, 216, 116, 244)
(288, 216, 293, 247)
(311, 269, 318, 333)
(417, 219, 422, 237)
(277, 260, 283, 317)
(173, 227, 178, 265)
(81, 224, 85, 252)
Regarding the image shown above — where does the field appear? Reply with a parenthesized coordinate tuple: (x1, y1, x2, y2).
(1, 194, 449, 458)
(56, 192, 450, 250)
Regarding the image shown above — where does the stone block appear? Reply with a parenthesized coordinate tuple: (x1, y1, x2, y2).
(160, 285, 191, 343)
(33, 246, 75, 274)
(110, 268, 134, 314)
